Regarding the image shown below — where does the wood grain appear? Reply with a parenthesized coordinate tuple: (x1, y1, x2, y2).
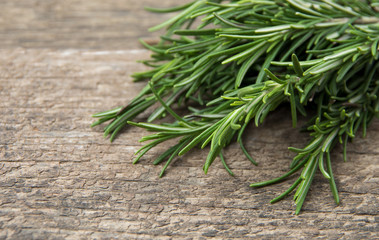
(0, 48, 378, 239)
(0, 0, 191, 50)
(0, 0, 378, 239)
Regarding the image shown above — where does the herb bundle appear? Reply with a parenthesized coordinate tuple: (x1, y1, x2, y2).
(92, 0, 379, 214)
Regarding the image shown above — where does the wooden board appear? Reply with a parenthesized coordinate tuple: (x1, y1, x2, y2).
(0, 0, 378, 239)
(0, 0, 191, 49)
(0, 48, 378, 239)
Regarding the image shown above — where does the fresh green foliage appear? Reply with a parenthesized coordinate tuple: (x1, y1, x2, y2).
(92, 0, 379, 214)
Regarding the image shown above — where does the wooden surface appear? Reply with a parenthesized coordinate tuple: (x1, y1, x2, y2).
(0, 0, 191, 49)
(0, 1, 378, 239)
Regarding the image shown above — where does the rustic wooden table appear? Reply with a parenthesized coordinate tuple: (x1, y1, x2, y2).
(0, 1, 378, 239)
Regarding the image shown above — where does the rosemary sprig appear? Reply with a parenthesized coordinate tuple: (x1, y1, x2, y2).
(93, 0, 379, 214)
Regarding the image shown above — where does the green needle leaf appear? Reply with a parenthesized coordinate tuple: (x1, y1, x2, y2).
(318, 154, 331, 179)
(220, 152, 234, 176)
(148, 0, 206, 32)
(291, 54, 303, 77)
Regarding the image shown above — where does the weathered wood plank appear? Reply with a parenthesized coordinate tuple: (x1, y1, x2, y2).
(0, 0, 191, 49)
(0, 49, 378, 239)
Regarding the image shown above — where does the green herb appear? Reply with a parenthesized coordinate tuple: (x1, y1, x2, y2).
(92, 0, 379, 214)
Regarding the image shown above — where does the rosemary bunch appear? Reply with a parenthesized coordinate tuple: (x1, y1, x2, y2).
(93, 0, 379, 214)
